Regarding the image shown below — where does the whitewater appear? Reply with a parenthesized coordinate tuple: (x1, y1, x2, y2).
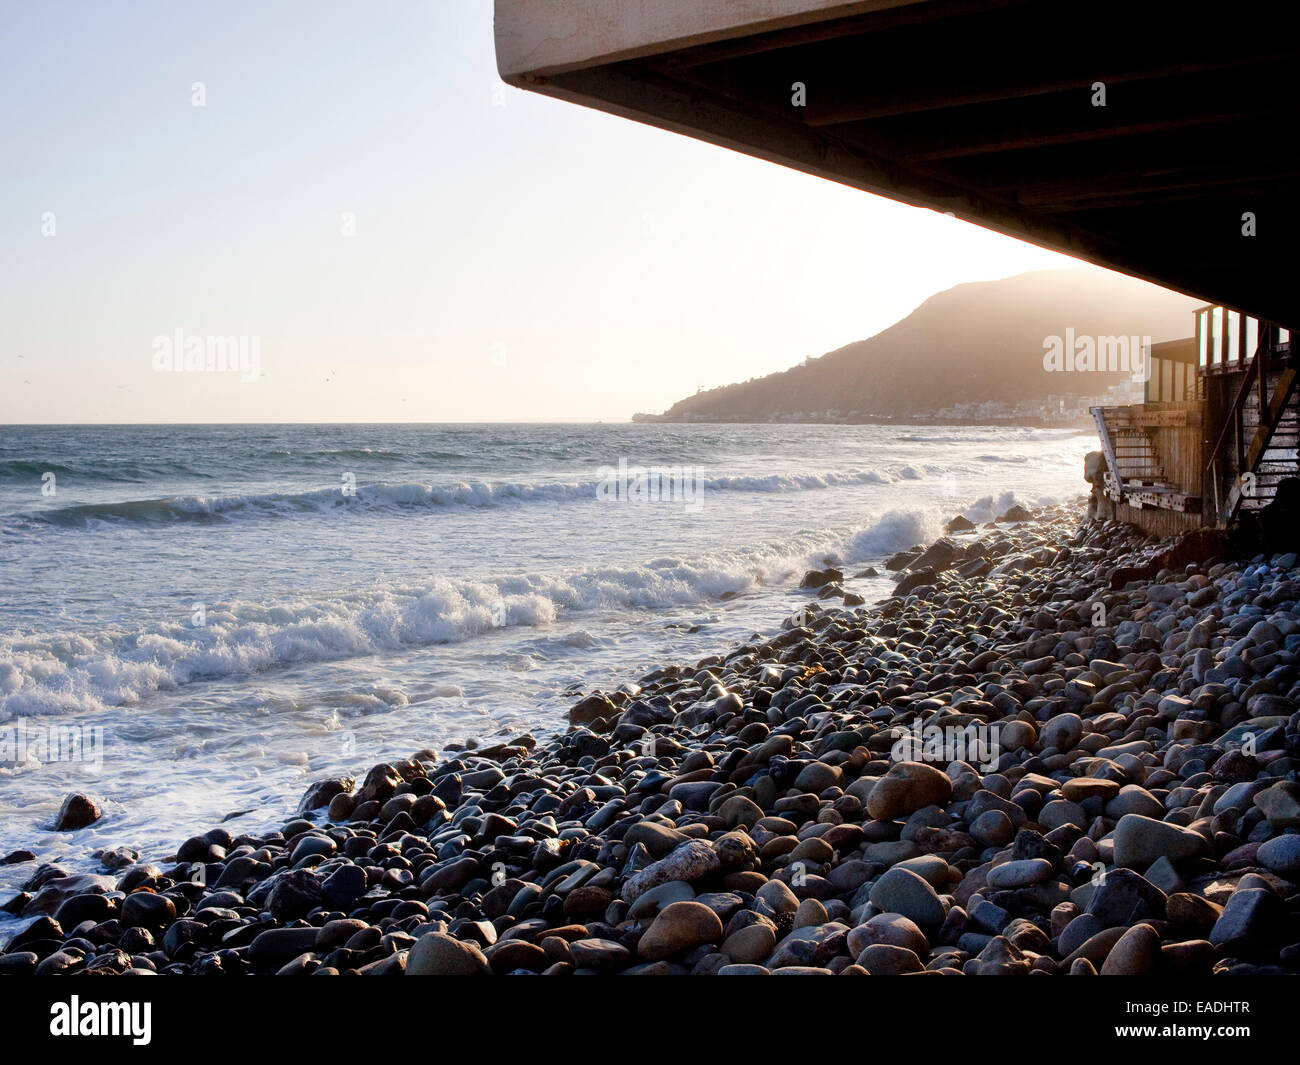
(0, 422, 1094, 883)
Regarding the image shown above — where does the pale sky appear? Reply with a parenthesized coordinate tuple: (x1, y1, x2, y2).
(0, 0, 1086, 424)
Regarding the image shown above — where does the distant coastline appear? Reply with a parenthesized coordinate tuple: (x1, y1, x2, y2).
(632, 413, 1097, 430)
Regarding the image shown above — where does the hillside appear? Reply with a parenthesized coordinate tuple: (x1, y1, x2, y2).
(638, 269, 1199, 423)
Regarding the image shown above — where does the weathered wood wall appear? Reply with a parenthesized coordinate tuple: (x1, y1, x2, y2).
(1115, 502, 1203, 538)
(1149, 400, 1205, 498)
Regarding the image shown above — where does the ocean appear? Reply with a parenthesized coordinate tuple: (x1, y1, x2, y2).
(0, 422, 1093, 890)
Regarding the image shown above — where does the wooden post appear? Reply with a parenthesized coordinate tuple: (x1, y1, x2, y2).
(1259, 318, 1268, 435)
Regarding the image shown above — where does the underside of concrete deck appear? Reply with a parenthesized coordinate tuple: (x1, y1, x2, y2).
(495, 0, 1298, 329)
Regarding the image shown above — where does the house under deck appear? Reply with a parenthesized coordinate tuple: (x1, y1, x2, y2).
(494, 0, 1300, 535)
(1092, 312, 1296, 537)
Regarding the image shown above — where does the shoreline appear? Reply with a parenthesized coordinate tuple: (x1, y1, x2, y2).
(631, 415, 1097, 430)
(4, 504, 1298, 975)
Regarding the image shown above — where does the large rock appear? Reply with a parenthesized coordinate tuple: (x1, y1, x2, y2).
(1112, 814, 1207, 869)
(1099, 922, 1160, 975)
(1, 915, 62, 953)
(911, 539, 958, 572)
(1105, 786, 1165, 820)
(800, 568, 843, 589)
(53, 893, 115, 927)
(568, 938, 631, 970)
(893, 568, 937, 596)
(120, 890, 176, 930)
(856, 943, 924, 974)
(868, 867, 946, 926)
(1167, 892, 1222, 929)
(1254, 782, 1300, 830)
(1209, 888, 1284, 951)
(765, 922, 849, 969)
(637, 901, 723, 960)
(986, 858, 1053, 890)
(1062, 927, 1125, 970)
(1083, 450, 1106, 483)
(321, 864, 367, 909)
(794, 761, 843, 793)
(627, 880, 695, 920)
(1041, 712, 1084, 752)
(21, 874, 116, 918)
(257, 868, 323, 921)
(721, 923, 777, 964)
(406, 932, 490, 975)
(1256, 835, 1300, 881)
(568, 693, 616, 727)
(249, 927, 320, 968)
(621, 840, 720, 902)
(354, 763, 403, 805)
(846, 913, 928, 957)
(297, 777, 352, 814)
(624, 821, 690, 858)
(1085, 868, 1167, 927)
(969, 935, 1032, 975)
(53, 793, 101, 831)
(865, 762, 952, 821)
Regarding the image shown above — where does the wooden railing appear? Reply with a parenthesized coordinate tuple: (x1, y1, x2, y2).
(1203, 320, 1295, 524)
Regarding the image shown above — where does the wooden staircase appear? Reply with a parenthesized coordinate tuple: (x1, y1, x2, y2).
(1091, 405, 1199, 512)
(1204, 324, 1297, 524)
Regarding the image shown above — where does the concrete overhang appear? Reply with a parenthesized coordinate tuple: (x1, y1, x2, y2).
(495, 0, 1298, 328)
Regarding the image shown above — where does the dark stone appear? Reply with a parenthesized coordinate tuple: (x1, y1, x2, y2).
(568, 693, 616, 727)
(121, 891, 177, 930)
(1, 850, 35, 865)
(1012, 829, 1062, 867)
(355, 763, 404, 805)
(264, 868, 324, 921)
(893, 568, 937, 596)
(912, 539, 958, 572)
(1, 915, 62, 952)
(53, 793, 101, 831)
(1210, 887, 1285, 953)
(298, 777, 353, 814)
(800, 568, 844, 589)
(885, 548, 923, 572)
(322, 864, 367, 909)
(0, 952, 37, 975)
(162, 918, 207, 956)
(1086, 868, 1167, 927)
(249, 927, 320, 968)
(54, 893, 116, 927)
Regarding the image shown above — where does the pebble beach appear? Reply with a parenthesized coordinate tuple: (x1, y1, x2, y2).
(4, 503, 1299, 976)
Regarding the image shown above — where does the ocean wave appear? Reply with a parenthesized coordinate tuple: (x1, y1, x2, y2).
(959, 489, 1081, 523)
(0, 507, 935, 718)
(840, 508, 941, 556)
(0, 457, 206, 484)
(0, 460, 80, 478)
(256, 447, 422, 461)
(9, 468, 908, 529)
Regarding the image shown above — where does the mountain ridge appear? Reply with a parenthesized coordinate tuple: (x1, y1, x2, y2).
(635, 269, 1199, 424)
